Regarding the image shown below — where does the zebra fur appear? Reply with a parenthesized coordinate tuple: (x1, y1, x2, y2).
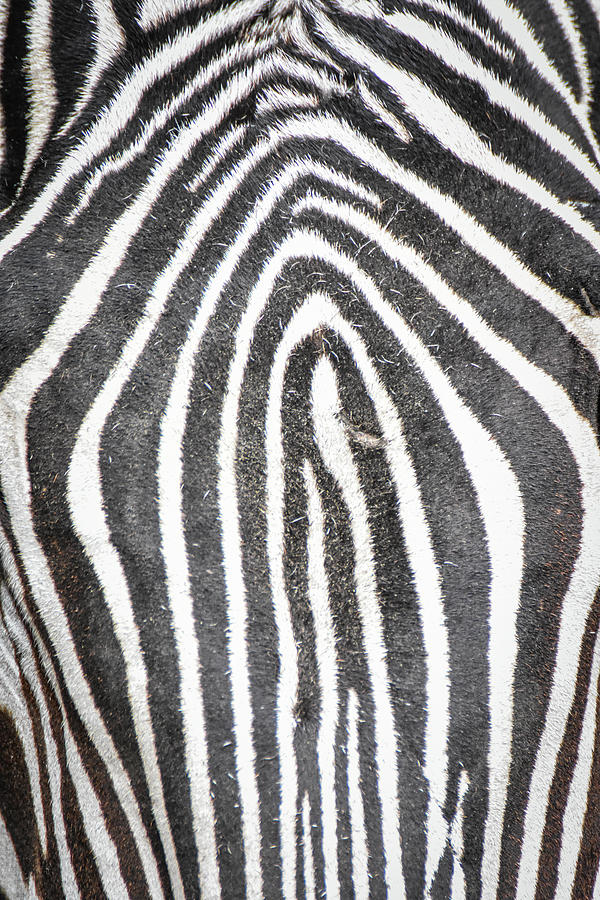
(0, 0, 600, 897)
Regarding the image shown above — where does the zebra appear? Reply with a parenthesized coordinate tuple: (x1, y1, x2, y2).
(0, 0, 599, 896)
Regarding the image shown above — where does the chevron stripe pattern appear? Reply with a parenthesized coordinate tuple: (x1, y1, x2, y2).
(0, 1, 600, 897)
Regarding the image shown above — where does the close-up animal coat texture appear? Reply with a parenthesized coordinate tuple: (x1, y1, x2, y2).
(0, 0, 600, 897)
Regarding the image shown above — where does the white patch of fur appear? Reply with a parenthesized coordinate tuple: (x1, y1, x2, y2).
(346, 690, 369, 900)
(22, 0, 57, 188)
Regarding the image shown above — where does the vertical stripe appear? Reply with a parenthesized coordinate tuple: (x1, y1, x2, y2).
(555, 619, 600, 897)
(0, 583, 80, 900)
(311, 356, 405, 899)
(347, 689, 369, 900)
(162, 156, 378, 900)
(303, 460, 340, 900)
(293, 203, 525, 899)
(302, 794, 316, 900)
(138, 0, 202, 29)
(281, 114, 600, 367)
(58, 0, 125, 135)
(22, 0, 57, 188)
(450, 770, 470, 900)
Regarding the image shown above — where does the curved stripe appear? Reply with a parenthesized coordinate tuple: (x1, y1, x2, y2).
(213, 241, 444, 894)
(22, 0, 57, 189)
(58, 0, 125, 136)
(308, 15, 600, 250)
(284, 219, 600, 897)
(159, 151, 378, 900)
(66, 83, 270, 900)
(277, 114, 600, 368)
(311, 353, 405, 899)
(0, 80, 234, 900)
(0, 0, 271, 261)
(278, 231, 525, 895)
(262, 284, 486, 896)
(0, 570, 120, 900)
(270, 209, 599, 896)
(290, 205, 527, 892)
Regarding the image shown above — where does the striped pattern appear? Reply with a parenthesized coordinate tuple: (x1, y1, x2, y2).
(0, 0, 599, 897)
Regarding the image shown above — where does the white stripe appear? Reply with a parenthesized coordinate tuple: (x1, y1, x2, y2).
(255, 86, 319, 117)
(0, 574, 80, 900)
(478, 0, 600, 161)
(265, 355, 299, 900)
(216, 248, 437, 897)
(64, 98, 255, 900)
(0, 576, 110, 900)
(450, 770, 469, 900)
(594, 857, 600, 900)
(393, 1, 515, 62)
(67, 82, 261, 900)
(58, 0, 125, 136)
(480, 0, 576, 105)
(311, 355, 405, 899)
(347, 689, 369, 900)
(0, 8, 6, 169)
(259, 280, 472, 894)
(0, 536, 154, 900)
(301, 794, 316, 900)
(356, 77, 411, 143)
(284, 224, 522, 894)
(63, 727, 131, 900)
(68, 42, 273, 221)
(185, 124, 247, 192)
(219, 259, 301, 900)
(0, 85, 231, 900)
(272, 208, 599, 898)
(303, 460, 340, 900)
(310, 13, 600, 248)
(547, 0, 592, 110)
(22, 0, 57, 188)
